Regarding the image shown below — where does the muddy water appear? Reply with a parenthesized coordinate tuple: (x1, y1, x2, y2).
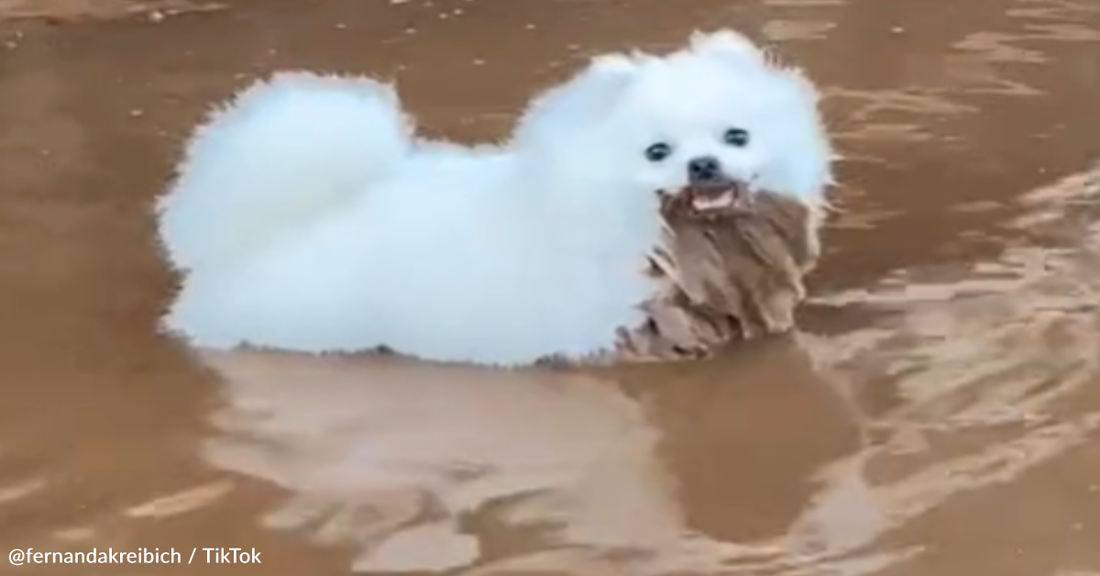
(1, 0, 1099, 574)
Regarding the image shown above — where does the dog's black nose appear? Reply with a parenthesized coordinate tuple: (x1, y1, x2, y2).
(687, 156, 722, 184)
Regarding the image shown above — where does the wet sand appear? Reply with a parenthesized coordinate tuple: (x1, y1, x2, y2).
(1, 0, 1099, 574)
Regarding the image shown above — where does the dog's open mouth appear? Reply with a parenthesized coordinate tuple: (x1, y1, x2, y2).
(685, 179, 751, 214)
(657, 179, 756, 220)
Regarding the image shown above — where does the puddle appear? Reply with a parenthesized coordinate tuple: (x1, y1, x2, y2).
(1, 0, 1098, 574)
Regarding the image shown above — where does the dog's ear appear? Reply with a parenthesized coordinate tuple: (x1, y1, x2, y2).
(587, 53, 641, 81)
(564, 52, 642, 111)
(689, 30, 769, 67)
(513, 52, 641, 143)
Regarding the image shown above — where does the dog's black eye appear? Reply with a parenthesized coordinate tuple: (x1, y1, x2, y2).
(645, 143, 672, 162)
(724, 128, 750, 147)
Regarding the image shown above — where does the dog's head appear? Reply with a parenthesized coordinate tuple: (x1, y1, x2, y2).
(513, 30, 834, 215)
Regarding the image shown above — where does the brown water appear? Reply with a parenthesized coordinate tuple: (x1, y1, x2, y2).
(1, 0, 1099, 574)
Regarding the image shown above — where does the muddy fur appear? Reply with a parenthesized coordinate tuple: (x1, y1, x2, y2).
(551, 190, 823, 366)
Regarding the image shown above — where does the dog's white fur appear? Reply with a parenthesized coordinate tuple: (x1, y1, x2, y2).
(156, 30, 833, 366)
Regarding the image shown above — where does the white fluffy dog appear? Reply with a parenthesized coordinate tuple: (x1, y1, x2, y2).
(156, 30, 833, 366)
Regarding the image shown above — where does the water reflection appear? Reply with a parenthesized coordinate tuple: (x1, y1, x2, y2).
(200, 352, 681, 573)
(199, 340, 861, 574)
